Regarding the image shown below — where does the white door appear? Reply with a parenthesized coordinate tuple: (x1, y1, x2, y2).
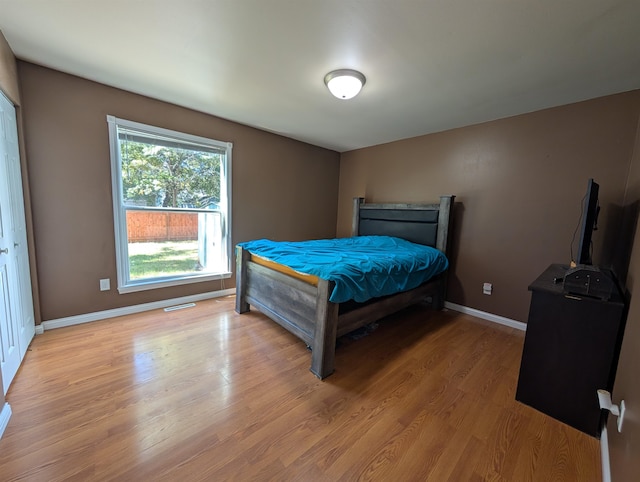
(0, 90, 35, 394)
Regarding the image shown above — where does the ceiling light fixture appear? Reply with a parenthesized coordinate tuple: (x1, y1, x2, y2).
(324, 69, 366, 100)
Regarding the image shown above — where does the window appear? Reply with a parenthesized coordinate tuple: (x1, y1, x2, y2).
(107, 116, 232, 293)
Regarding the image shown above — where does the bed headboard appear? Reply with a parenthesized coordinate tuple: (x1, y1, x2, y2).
(351, 195, 455, 254)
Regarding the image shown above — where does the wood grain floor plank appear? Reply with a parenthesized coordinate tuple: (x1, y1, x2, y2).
(0, 298, 600, 481)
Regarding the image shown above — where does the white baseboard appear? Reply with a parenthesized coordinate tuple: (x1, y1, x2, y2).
(444, 301, 527, 331)
(40, 288, 235, 331)
(0, 402, 11, 439)
(600, 423, 611, 482)
(40, 294, 522, 333)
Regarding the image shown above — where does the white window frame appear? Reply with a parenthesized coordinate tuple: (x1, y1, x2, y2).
(107, 115, 232, 294)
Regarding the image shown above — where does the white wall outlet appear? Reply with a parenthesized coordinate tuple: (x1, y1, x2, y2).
(483, 282, 492, 295)
(99, 278, 111, 291)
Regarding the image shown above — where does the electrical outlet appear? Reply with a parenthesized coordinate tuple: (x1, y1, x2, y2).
(483, 282, 492, 295)
(99, 278, 111, 291)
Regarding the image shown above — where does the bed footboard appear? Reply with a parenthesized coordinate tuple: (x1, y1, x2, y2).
(236, 246, 339, 378)
(310, 280, 339, 378)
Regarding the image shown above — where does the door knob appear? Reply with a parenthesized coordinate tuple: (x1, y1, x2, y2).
(0, 248, 8, 254)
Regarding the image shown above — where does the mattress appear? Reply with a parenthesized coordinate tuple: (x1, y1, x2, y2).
(237, 235, 448, 303)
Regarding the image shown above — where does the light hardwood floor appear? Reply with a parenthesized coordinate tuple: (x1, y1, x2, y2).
(0, 297, 600, 481)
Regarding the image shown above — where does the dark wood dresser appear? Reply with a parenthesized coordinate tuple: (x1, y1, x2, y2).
(515, 263, 627, 437)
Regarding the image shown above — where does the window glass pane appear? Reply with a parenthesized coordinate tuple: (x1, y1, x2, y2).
(126, 210, 224, 280)
(108, 115, 232, 293)
(119, 131, 222, 210)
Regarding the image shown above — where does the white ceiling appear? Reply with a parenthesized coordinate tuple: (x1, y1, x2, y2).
(1, 1, 640, 152)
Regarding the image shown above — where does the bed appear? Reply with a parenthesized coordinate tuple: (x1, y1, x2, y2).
(235, 195, 455, 379)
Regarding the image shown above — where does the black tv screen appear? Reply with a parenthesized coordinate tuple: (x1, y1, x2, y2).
(576, 178, 600, 265)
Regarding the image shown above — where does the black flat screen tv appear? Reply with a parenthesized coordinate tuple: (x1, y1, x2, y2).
(576, 178, 600, 265)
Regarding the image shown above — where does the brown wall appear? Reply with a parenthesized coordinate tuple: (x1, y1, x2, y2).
(0, 32, 19, 104)
(17, 62, 340, 321)
(338, 91, 640, 322)
(609, 110, 640, 480)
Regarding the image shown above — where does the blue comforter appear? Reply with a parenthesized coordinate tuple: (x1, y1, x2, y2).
(238, 236, 448, 303)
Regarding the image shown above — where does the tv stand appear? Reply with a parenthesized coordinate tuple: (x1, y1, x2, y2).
(515, 264, 627, 437)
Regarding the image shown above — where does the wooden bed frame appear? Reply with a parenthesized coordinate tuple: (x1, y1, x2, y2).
(235, 195, 455, 379)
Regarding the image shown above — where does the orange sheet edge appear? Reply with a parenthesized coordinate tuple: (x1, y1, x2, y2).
(250, 253, 319, 286)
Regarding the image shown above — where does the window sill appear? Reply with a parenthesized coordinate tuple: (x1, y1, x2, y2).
(117, 271, 232, 294)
